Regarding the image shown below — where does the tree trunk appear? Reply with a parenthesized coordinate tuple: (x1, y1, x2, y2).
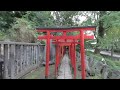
(94, 46, 100, 54)
(94, 11, 107, 54)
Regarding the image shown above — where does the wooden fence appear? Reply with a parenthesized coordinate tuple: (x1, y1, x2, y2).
(0, 41, 45, 79)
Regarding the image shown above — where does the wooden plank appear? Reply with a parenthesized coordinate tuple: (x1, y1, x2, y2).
(9, 45, 15, 79)
(23, 45, 27, 73)
(34, 46, 36, 65)
(3, 44, 10, 79)
(29, 46, 32, 66)
(0, 44, 3, 62)
(37, 45, 40, 65)
(20, 45, 24, 73)
(21, 45, 24, 73)
(36, 46, 38, 65)
(0, 41, 44, 46)
(36, 46, 39, 64)
(0, 61, 3, 79)
(0, 44, 3, 79)
(32, 46, 34, 66)
(39, 45, 42, 64)
(28, 45, 31, 67)
(36, 26, 96, 32)
(28, 45, 31, 68)
(16, 45, 20, 75)
(35, 46, 38, 65)
(26, 45, 29, 69)
(38, 35, 94, 40)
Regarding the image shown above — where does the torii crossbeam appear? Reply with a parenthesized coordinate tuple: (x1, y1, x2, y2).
(36, 26, 96, 79)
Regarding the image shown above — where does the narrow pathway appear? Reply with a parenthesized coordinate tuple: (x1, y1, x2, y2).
(57, 54, 73, 79)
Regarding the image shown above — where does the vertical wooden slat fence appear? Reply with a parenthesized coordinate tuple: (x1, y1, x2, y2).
(0, 41, 45, 79)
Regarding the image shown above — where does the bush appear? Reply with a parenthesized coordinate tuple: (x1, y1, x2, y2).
(0, 31, 7, 41)
(8, 18, 37, 43)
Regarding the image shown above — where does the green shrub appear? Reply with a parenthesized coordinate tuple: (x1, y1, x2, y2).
(8, 18, 37, 43)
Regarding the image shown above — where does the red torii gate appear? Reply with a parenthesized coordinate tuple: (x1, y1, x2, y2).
(36, 26, 96, 79)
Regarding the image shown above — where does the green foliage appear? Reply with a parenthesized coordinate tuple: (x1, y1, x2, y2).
(86, 51, 120, 70)
(98, 12, 120, 50)
(81, 17, 95, 26)
(0, 11, 15, 32)
(0, 31, 6, 41)
(0, 11, 27, 32)
(8, 18, 37, 43)
(52, 11, 79, 27)
(23, 11, 55, 27)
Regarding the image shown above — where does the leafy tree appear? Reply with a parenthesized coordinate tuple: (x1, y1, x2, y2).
(99, 11, 120, 58)
(8, 18, 37, 43)
(23, 11, 55, 27)
(52, 11, 79, 27)
(0, 11, 26, 32)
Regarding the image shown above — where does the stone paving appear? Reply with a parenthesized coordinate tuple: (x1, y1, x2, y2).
(57, 54, 73, 79)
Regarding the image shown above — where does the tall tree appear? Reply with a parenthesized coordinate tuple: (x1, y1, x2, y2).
(0, 11, 26, 32)
(52, 11, 79, 27)
(94, 11, 107, 54)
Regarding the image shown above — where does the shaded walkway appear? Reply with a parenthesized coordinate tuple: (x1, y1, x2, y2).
(57, 54, 72, 79)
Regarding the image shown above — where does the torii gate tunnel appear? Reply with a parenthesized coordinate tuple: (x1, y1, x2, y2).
(36, 26, 96, 79)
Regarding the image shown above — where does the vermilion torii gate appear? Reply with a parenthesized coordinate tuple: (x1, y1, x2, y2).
(36, 26, 96, 79)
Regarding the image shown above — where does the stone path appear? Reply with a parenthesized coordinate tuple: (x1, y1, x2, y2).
(57, 54, 73, 79)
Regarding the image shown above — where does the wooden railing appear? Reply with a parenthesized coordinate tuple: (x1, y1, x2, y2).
(0, 41, 45, 79)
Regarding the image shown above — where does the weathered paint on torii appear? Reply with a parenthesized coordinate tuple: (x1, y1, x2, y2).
(36, 26, 96, 79)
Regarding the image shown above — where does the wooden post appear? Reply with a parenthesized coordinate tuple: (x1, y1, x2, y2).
(71, 44, 74, 69)
(35, 45, 38, 65)
(57, 45, 60, 67)
(32, 45, 34, 66)
(80, 30, 86, 79)
(20, 45, 24, 72)
(34, 46, 36, 65)
(45, 31, 50, 79)
(55, 41, 58, 78)
(38, 45, 41, 64)
(36, 45, 39, 65)
(73, 40, 76, 79)
(22, 45, 25, 72)
(4, 44, 10, 79)
(27, 45, 30, 68)
(10, 44, 15, 79)
(62, 46, 64, 58)
(69, 45, 70, 58)
(23, 45, 27, 72)
(26, 45, 28, 70)
(16, 45, 20, 75)
(70, 45, 72, 67)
